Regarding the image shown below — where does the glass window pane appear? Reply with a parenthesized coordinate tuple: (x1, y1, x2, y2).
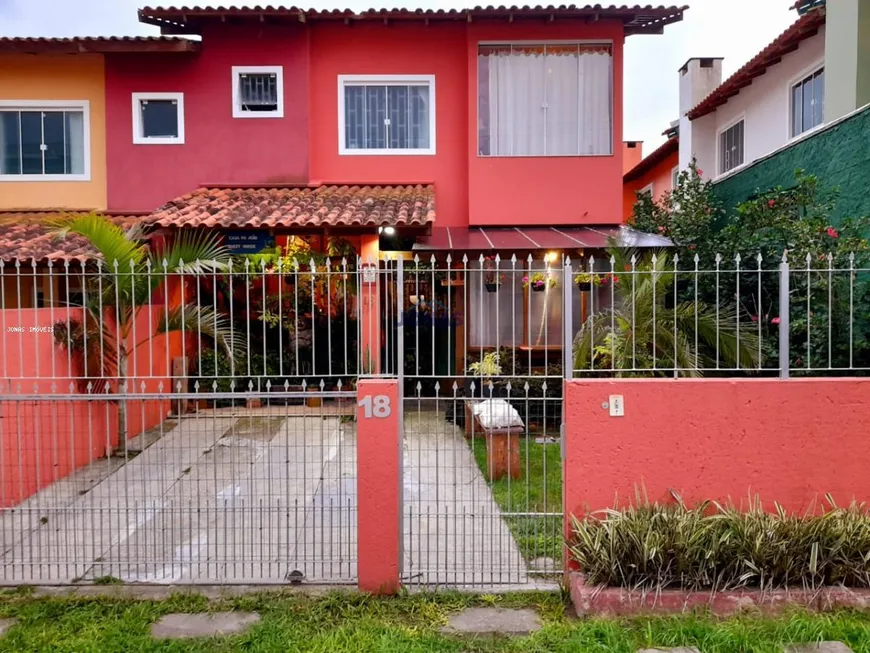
(141, 99, 179, 138)
(0, 111, 22, 175)
(735, 120, 744, 167)
(545, 47, 580, 155)
(344, 86, 366, 149)
(387, 85, 409, 149)
(365, 86, 387, 149)
(239, 73, 277, 112)
(792, 83, 802, 136)
(802, 78, 814, 133)
(409, 85, 430, 149)
(477, 53, 492, 155)
(20, 111, 42, 175)
(813, 69, 824, 127)
(65, 111, 85, 174)
(42, 111, 65, 174)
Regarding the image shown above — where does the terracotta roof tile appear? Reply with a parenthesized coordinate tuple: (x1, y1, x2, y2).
(0, 36, 199, 53)
(687, 11, 825, 120)
(0, 212, 138, 262)
(139, 5, 686, 35)
(146, 184, 436, 230)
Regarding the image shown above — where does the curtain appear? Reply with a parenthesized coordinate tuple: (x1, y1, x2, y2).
(479, 44, 612, 156)
(468, 270, 522, 348)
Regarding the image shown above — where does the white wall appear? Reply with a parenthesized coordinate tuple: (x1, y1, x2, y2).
(687, 26, 826, 180)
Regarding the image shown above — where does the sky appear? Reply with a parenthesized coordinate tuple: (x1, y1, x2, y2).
(0, 0, 796, 154)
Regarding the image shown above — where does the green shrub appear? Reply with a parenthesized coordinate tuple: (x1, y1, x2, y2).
(569, 493, 870, 591)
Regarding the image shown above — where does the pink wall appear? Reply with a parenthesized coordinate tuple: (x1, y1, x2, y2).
(623, 148, 678, 221)
(105, 23, 310, 212)
(309, 22, 468, 227)
(309, 20, 624, 228)
(467, 20, 624, 226)
(563, 379, 870, 533)
(0, 307, 184, 506)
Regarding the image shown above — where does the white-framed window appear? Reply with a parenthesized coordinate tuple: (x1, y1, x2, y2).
(232, 66, 284, 118)
(671, 166, 680, 190)
(791, 66, 824, 137)
(639, 182, 654, 197)
(718, 118, 744, 175)
(0, 100, 90, 181)
(132, 92, 185, 145)
(478, 42, 613, 157)
(338, 75, 436, 155)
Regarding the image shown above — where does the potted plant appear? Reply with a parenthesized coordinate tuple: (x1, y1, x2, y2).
(482, 256, 504, 292)
(523, 272, 556, 293)
(574, 271, 603, 291)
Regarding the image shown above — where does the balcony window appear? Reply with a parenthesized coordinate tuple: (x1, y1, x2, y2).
(477, 43, 613, 157)
(0, 101, 89, 180)
(338, 75, 435, 155)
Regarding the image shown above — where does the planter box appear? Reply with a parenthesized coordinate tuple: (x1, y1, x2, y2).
(569, 572, 870, 617)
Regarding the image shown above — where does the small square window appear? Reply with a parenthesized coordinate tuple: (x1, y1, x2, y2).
(639, 182, 654, 197)
(132, 93, 184, 145)
(232, 66, 284, 118)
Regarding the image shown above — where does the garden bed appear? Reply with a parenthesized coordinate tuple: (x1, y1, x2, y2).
(569, 572, 870, 617)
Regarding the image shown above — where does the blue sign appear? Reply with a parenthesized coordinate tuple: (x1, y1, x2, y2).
(224, 231, 275, 253)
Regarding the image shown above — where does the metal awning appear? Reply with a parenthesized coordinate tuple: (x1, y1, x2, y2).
(412, 225, 671, 251)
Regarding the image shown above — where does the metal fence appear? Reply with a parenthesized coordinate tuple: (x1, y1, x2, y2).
(0, 248, 866, 586)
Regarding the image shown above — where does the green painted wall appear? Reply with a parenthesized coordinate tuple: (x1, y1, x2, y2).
(713, 104, 870, 224)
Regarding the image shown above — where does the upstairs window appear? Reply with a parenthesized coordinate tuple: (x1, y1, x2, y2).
(477, 43, 613, 156)
(718, 119, 744, 175)
(791, 67, 824, 137)
(338, 75, 435, 155)
(671, 166, 680, 190)
(232, 66, 284, 118)
(132, 93, 184, 144)
(0, 101, 89, 180)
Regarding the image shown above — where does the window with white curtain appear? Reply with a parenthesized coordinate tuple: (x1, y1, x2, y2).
(478, 43, 613, 157)
(339, 75, 435, 155)
(0, 101, 89, 180)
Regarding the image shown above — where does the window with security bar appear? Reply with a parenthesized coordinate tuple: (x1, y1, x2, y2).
(339, 75, 435, 154)
(718, 119, 744, 175)
(232, 66, 284, 118)
(477, 43, 613, 156)
(791, 67, 824, 138)
(0, 103, 87, 178)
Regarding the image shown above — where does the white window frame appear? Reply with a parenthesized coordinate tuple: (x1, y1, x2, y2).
(337, 74, 436, 156)
(716, 114, 746, 178)
(231, 65, 284, 119)
(0, 99, 91, 182)
(131, 92, 185, 145)
(671, 166, 680, 190)
(788, 61, 825, 140)
(639, 182, 654, 197)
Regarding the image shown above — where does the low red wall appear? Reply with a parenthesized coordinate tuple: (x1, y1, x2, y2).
(563, 378, 870, 528)
(0, 307, 184, 506)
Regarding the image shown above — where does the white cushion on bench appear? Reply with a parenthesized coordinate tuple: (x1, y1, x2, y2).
(470, 399, 524, 430)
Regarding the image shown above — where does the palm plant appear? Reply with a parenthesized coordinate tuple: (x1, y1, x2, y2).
(573, 246, 759, 376)
(52, 213, 238, 442)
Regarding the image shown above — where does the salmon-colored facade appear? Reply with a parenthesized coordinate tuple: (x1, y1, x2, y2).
(622, 137, 678, 221)
(0, 53, 107, 211)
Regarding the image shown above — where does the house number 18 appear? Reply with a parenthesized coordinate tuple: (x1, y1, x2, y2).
(358, 394, 391, 418)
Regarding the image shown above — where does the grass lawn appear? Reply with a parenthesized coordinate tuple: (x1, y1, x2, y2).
(471, 437, 563, 565)
(1, 589, 870, 652)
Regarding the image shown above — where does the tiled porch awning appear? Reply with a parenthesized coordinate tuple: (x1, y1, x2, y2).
(412, 225, 671, 251)
(0, 212, 138, 262)
(146, 184, 435, 230)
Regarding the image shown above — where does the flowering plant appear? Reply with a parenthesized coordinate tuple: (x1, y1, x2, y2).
(573, 272, 603, 287)
(523, 272, 556, 290)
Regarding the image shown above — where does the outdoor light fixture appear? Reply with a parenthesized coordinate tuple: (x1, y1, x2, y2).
(544, 251, 559, 263)
(383, 226, 396, 236)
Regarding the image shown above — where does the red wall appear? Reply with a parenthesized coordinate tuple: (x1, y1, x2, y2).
(623, 149, 678, 221)
(105, 24, 310, 213)
(309, 20, 624, 228)
(563, 379, 870, 527)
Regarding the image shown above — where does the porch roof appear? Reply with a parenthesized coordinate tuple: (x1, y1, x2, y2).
(0, 212, 140, 263)
(412, 225, 671, 251)
(145, 184, 436, 230)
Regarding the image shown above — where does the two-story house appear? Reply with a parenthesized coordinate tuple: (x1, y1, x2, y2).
(0, 4, 684, 372)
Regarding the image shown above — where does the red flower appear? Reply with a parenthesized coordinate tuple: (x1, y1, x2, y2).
(771, 317, 781, 325)
(750, 315, 758, 323)
(768, 199, 776, 208)
(657, 226, 665, 233)
(827, 226, 839, 239)
(697, 169, 703, 176)
(687, 244, 696, 251)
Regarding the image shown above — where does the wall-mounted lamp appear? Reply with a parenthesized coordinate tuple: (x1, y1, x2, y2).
(379, 226, 396, 236)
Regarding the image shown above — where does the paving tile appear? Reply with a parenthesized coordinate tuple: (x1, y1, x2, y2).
(151, 612, 260, 639)
(441, 607, 541, 636)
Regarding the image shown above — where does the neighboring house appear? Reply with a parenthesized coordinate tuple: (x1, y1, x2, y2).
(623, 123, 679, 221)
(0, 4, 683, 369)
(679, 0, 869, 182)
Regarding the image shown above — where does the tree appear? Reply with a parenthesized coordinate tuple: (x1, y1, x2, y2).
(52, 213, 238, 443)
(573, 246, 760, 377)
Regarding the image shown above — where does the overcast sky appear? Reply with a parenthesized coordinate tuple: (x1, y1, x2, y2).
(0, 0, 796, 154)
